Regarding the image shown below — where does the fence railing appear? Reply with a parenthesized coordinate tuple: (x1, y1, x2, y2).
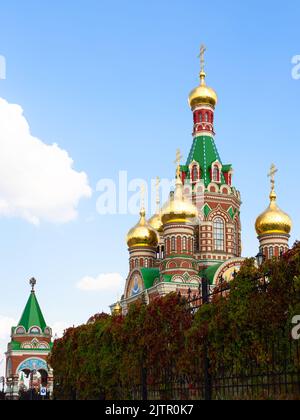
(121, 278, 300, 401)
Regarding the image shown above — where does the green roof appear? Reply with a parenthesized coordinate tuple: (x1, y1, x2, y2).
(200, 263, 223, 285)
(185, 135, 228, 187)
(140, 268, 160, 289)
(10, 340, 53, 351)
(222, 164, 233, 173)
(18, 291, 47, 332)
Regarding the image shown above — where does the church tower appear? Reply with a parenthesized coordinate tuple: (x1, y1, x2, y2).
(181, 45, 242, 269)
(255, 164, 292, 259)
(5, 279, 53, 400)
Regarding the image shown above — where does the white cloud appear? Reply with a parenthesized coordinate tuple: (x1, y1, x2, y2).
(0, 97, 92, 225)
(77, 273, 123, 292)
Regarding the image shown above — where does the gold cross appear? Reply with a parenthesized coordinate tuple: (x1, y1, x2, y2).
(268, 163, 278, 191)
(198, 44, 206, 72)
(155, 177, 161, 211)
(140, 184, 145, 209)
(174, 149, 183, 178)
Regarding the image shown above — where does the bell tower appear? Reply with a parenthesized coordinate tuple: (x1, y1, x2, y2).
(5, 279, 53, 400)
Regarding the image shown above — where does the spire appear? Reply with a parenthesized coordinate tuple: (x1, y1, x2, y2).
(174, 149, 183, 199)
(268, 163, 278, 204)
(140, 184, 146, 218)
(155, 177, 161, 214)
(198, 44, 207, 86)
(18, 279, 47, 331)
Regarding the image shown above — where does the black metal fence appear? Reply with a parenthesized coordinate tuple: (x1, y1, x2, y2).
(124, 279, 300, 401)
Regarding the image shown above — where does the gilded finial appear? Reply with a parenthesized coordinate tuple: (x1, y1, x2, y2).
(140, 184, 146, 217)
(30, 277, 37, 292)
(174, 149, 183, 179)
(155, 177, 161, 213)
(198, 44, 207, 85)
(268, 164, 278, 201)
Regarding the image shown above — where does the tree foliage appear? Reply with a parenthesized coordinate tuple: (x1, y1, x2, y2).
(49, 243, 300, 400)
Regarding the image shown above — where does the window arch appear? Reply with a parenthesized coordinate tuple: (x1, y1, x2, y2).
(192, 165, 198, 182)
(171, 236, 176, 252)
(29, 327, 41, 335)
(213, 166, 220, 183)
(15, 326, 26, 335)
(213, 217, 225, 251)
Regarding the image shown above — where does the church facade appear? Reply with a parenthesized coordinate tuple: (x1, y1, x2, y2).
(5, 279, 53, 400)
(112, 48, 292, 314)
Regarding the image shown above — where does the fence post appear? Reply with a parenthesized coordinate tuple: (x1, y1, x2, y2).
(202, 277, 213, 401)
(141, 366, 148, 401)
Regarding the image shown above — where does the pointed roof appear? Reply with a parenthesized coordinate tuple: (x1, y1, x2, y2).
(183, 135, 231, 187)
(18, 290, 47, 332)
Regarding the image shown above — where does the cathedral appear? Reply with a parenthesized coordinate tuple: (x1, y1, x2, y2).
(112, 47, 293, 314)
(4, 48, 293, 398)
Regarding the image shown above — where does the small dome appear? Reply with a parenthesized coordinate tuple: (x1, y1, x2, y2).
(255, 191, 292, 236)
(148, 212, 163, 233)
(127, 209, 159, 248)
(189, 71, 218, 109)
(113, 302, 122, 316)
(162, 179, 198, 225)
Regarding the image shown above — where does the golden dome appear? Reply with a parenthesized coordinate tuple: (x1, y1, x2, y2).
(127, 208, 159, 248)
(148, 212, 163, 233)
(162, 178, 198, 225)
(113, 302, 122, 316)
(255, 191, 292, 236)
(189, 71, 218, 108)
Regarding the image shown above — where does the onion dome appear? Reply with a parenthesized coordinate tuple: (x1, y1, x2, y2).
(189, 71, 218, 109)
(255, 165, 292, 236)
(148, 212, 163, 233)
(127, 208, 159, 248)
(189, 45, 217, 109)
(113, 302, 122, 316)
(162, 170, 198, 225)
(255, 190, 292, 236)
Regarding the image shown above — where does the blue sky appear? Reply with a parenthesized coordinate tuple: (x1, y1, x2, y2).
(0, 0, 300, 371)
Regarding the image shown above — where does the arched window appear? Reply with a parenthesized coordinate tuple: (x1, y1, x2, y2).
(192, 165, 198, 182)
(171, 236, 176, 252)
(161, 245, 165, 259)
(15, 327, 26, 335)
(205, 113, 209, 122)
(213, 166, 220, 182)
(213, 218, 225, 251)
(156, 246, 160, 259)
(135, 259, 138, 268)
(29, 327, 41, 335)
(199, 113, 203, 122)
(269, 247, 274, 259)
(144, 258, 148, 268)
(182, 236, 187, 251)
